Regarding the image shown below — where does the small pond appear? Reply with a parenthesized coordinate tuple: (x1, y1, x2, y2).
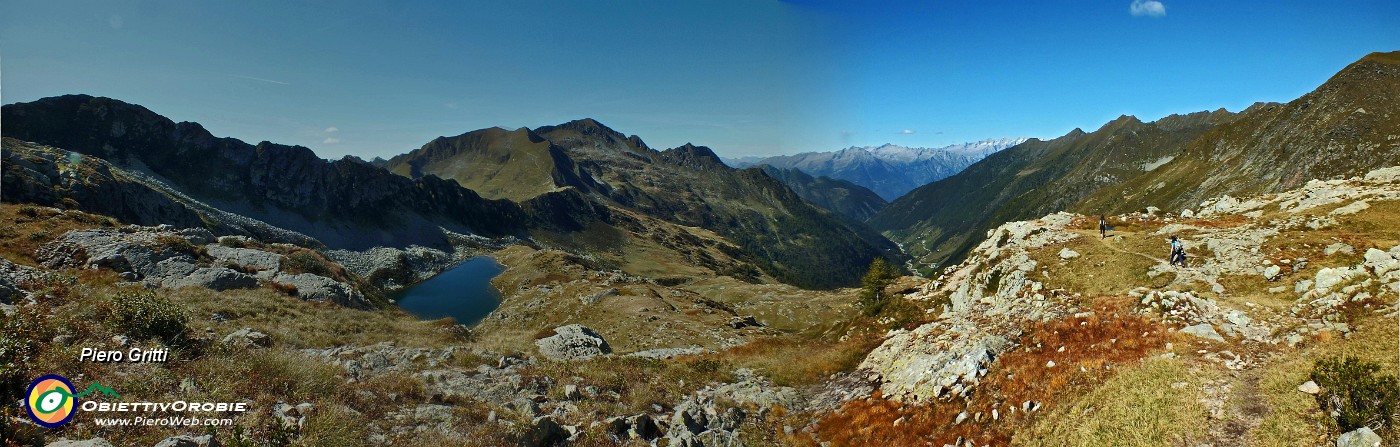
(393, 256, 505, 326)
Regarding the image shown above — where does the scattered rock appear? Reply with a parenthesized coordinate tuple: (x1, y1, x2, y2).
(1263, 265, 1282, 281)
(0, 257, 42, 303)
(524, 416, 569, 447)
(1336, 426, 1381, 447)
(222, 328, 271, 349)
(1181, 324, 1225, 342)
(562, 384, 581, 400)
(1330, 200, 1370, 216)
(535, 324, 612, 360)
(272, 402, 313, 429)
(1297, 380, 1320, 394)
(579, 288, 619, 305)
(626, 347, 706, 359)
(1058, 248, 1080, 260)
(44, 439, 116, 447)
(728, 315, 762, 329)
(153, 434, 219, 447)
(1325, 243, 1356, 256)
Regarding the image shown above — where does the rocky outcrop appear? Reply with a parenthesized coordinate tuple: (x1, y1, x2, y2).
(36, 226, 370, 308)
(270, 273, 368, 308)
(534, 325, 612, 361)
(860, 213, 1078, 403)
(1, 257, 42, 304)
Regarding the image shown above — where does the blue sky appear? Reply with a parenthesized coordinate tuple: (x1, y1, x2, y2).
(2, 1, 1397, 159)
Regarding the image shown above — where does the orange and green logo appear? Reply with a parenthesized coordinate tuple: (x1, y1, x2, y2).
(26, 375, 77, 427)
(24, 375, 117, 427)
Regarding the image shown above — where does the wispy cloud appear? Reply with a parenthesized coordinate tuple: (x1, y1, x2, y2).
(898, 129, 916, 135)
(227, 74, 290, 85)
(324, 127, 339, 133)
(1130, 0, 1166, 17)
(322, 137, 340, 144)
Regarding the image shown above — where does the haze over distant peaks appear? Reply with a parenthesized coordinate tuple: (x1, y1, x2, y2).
(729, 138, 1027, 200)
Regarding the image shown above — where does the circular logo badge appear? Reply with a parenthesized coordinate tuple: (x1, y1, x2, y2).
(26, 374, 77, 428)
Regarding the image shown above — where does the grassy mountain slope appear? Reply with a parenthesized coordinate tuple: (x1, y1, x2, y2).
(542, 120, 907, 288)
(757, 165, 889, 222)
(0, 95, 586, 250)
(381, 127, 600, 202)
(1077, 51, 1400, 214)
(869, 110, 1238, 271)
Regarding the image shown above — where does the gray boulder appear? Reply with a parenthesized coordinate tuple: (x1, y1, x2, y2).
(1263, 265, 1282, 281)
(153, 435, 220, 447)
(1337, 427, 1381, 447)
(164, 267, 258, 291)
(206, 245, 283, 272)
(535, 324, 612, 360)
(271, 273, 369, 308)
(222, 328, 271, 349)
(1058, 248, 1080, 260)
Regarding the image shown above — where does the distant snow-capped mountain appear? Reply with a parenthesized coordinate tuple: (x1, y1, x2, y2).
(729, 138, 1026, 200)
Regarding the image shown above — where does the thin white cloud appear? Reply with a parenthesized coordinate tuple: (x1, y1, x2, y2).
(899, 129, 916, 135)
(322, 137, 340, 144)
(227, 74, 290, 85)
(1130, 0, 1166, 17)
(324, 127, 339, 133)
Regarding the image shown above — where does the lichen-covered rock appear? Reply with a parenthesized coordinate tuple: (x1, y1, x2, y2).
(535, 324, 612, 360)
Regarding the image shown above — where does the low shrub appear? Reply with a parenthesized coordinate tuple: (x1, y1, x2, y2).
(107, 288, 189, 343)
(1310, 356, 1400, 432)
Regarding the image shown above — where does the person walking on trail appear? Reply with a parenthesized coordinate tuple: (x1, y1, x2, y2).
(1169, 235, 1186, 267)
(1099, 215, 1108, 239)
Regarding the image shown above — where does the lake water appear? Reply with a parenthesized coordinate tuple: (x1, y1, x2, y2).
(393, 256, 506, 326)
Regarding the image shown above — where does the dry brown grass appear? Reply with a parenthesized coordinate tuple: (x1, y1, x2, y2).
(716, 335, 882, 387)
(811, 299, 1173, 446)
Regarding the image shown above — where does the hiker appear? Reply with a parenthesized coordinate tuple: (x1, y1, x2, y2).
(1169, 235, 1186, 267)
(1099, 215, 1108, 239)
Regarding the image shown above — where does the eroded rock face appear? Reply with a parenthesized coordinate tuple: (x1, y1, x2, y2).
(535, 324, 612, 360)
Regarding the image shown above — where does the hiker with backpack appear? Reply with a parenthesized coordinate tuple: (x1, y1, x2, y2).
(1169, 235, 1186, 267)
(1099, 215, 1108, 239)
